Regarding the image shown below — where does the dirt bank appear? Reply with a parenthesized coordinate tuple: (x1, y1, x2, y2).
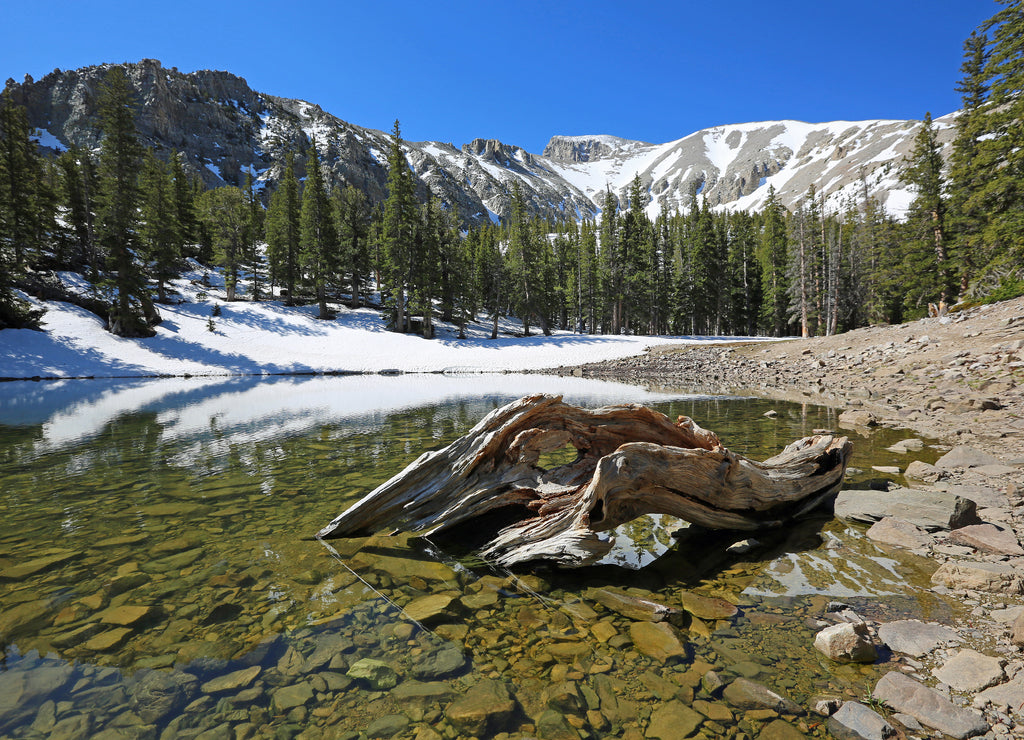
(556, 295, 1024, 462)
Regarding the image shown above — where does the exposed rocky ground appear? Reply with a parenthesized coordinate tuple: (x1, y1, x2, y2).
(551, 295, 1024, 738)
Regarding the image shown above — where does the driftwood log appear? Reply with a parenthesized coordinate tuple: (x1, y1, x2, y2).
(317, 394, 852, 567)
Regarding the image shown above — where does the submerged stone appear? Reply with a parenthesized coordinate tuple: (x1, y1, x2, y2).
(646, 699, 703, 739)
(403, 593, 458, 623)
(99, 605, 155, 626)
(679, 590, 738, 620)
(721, 677, 804, 715)
(0, 550, 80, 580)
(410, 645, 466, 680)
(365, 713, 410, 738)
(629, 621, 686, 661)
(83, 627, 133, 652)
(444, 678, 517, 736)
(200, 665, 261, 694)
(271, 681, 314, 712)
(347, 658, 398, 690)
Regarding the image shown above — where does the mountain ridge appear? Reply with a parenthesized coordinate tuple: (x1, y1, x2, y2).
(6, 59, 953, 224)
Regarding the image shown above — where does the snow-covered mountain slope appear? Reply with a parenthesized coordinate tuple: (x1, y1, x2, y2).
(10, 60, 953, 223)
(543, 116, 957, 219)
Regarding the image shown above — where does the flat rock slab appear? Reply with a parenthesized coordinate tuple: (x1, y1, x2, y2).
(201, 666, 261, 694)
(975, 674, 1024, 716)
(935, 446, 1004, 470)
(646, 700, 704, 739)
(444, 678, 517, 736)
(873, 671, 988, 739)
(721, 677, 803, 715)
(0, 550, 81, 581)
(877, 620, 961, 657)
(931, 560, 1024, 594)
(828, 701, 895, 740)
(933, 649, 1005, 692)
(834, 488, 979, 531)
(947, 523, 1024, 556)
(403, 593, 458, 624)
(629, 621, 687, 661)
(679, 591, 738, 620)
(904, 460, 942, 481)
(866, 517, 933, 549)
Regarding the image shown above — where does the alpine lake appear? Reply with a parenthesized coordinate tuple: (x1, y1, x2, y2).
(0, 373, 955, 740)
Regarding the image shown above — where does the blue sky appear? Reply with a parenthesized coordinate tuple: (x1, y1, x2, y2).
(1, 1, 995, 153)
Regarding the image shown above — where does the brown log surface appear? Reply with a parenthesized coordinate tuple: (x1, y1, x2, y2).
(317, 394, 852, 567)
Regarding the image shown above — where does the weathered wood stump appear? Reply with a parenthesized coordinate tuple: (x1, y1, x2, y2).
(317, 394, 852, 567)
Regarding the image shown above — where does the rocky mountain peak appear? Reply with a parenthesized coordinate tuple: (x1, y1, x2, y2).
(542, 135, 650, 163)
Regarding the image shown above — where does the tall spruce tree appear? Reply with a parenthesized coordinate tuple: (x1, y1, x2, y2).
(757, 186, 789, 336)
(0, 93, 44, 328)
(299, 144, 339, 320)
(900, 112, 950, 312)
(381, 121, 418, 332)
(197, 187, 248, 301)
(139, 151, 181, 303)
(976, 1, 1024, 285)
(948, 31, 990, 294)
(95, 67, 155, 337)
(334, 184, 372, 308)
(265, 153, 301, 303)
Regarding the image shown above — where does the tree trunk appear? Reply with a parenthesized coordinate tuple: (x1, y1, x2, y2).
(318, 395, 852, 568)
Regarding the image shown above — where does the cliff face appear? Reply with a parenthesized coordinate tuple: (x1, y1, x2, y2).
(8, 60, 952, 224)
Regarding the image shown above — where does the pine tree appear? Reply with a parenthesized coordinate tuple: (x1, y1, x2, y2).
(599, 187, 623, 333)
(139, 151, 181, 303)
(300, 144, 339, 320)
(899, 112, 950, 312)
(244, 172, 265, 301)
(689, 198, 718, 334)
(757, 186, 789, 336)
(947, 30, 990, 295)
(0, 92, 44, 270)
(170, 152, 196, 254)
(334, 184, 372, 309)
(57, 145, 96, 270)
(95, 67, 156, 337)
(265, 152, 301, 303)
(0, 93, 45, 328)
(381, 121, 419, 332)
(197, 187, 248, 301)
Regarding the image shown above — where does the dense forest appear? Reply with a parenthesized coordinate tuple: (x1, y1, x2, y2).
(1, 1, 1022, 338)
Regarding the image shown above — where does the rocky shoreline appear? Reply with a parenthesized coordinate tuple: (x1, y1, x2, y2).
(547, 296, 1024, 738)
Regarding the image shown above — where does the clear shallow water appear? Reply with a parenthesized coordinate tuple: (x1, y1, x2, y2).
(0, 375, 950, 739)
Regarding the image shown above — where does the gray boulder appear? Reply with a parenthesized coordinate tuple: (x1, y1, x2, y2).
(931, 560, 1024, 594)
(813, 622, 878, 663)
(933, 649, 1005, 692)
(948, 523, 1024, 556)
(865, 517, 932, 549)
(833, 488, 979, 531)
(935, 446, 1003, 470)
(873, 671, 988, 739)
(877, 620, 961, 657)
(827, 701, 896, 740)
